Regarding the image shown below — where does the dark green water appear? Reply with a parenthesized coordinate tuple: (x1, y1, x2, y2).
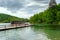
(0, 26, 60, 40)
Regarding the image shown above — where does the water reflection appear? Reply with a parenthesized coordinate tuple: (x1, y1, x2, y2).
(0, 27, 50, 40)
(33, 26, 60, 40)
(0, 26, 60, 40)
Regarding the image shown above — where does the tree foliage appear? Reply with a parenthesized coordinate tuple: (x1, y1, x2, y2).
(0, 13, 29, 23)
(30, 4, 60, 24)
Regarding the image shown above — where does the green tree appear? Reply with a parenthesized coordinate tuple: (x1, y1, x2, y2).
(30, 4, 60, 24)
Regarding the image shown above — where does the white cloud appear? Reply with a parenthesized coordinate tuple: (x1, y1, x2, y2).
(0, 7, 34, 18)
(15, 11, 34, 18)
(0, 0, 59, 19)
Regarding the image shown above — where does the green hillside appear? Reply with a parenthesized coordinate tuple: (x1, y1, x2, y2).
(0, 13, 28, 23)
(30, 4, 60, 24)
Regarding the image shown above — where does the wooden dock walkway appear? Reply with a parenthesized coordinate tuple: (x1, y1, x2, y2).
(0, 24, 33, 31)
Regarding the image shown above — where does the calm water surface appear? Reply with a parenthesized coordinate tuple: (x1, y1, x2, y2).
(0, 26, 60, 40)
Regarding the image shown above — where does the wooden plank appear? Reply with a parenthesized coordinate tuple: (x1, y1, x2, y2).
(0, 24, 33, 31)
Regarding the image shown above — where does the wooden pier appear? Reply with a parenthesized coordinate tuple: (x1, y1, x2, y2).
(0, 24, 33, 31)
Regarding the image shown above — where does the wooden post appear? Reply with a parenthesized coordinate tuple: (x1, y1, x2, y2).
(16, 24, 17, 28)
(5, 25, 6, 29)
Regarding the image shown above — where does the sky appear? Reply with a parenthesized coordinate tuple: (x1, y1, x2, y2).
(0, 0, 60, 18)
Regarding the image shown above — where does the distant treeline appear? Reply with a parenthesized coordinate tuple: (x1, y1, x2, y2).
(30, 4, 60, 24)
(0, 13, 29, 23)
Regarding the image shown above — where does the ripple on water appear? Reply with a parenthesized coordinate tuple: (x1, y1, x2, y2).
(0, 27, 50, 40)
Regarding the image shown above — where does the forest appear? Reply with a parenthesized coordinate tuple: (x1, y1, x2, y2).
(30, 4, 60, 24)
(0, 13, 29, 23)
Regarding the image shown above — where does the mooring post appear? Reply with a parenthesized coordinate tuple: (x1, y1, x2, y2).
(5, 25, 6, 29)
(16, 24, 17, 28)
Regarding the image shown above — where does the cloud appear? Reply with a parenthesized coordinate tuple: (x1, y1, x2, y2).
(56, 0, 60, 4)
(0, 0, 59, 18)
(33, 0, 49, 4)
(0, 0, 49, 12)
(0, 0, 24, 12)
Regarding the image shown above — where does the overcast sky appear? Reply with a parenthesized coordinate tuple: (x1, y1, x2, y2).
(0, 0, 60, 18)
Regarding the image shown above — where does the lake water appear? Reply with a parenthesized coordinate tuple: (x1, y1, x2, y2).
(0, 26, 60, 40)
